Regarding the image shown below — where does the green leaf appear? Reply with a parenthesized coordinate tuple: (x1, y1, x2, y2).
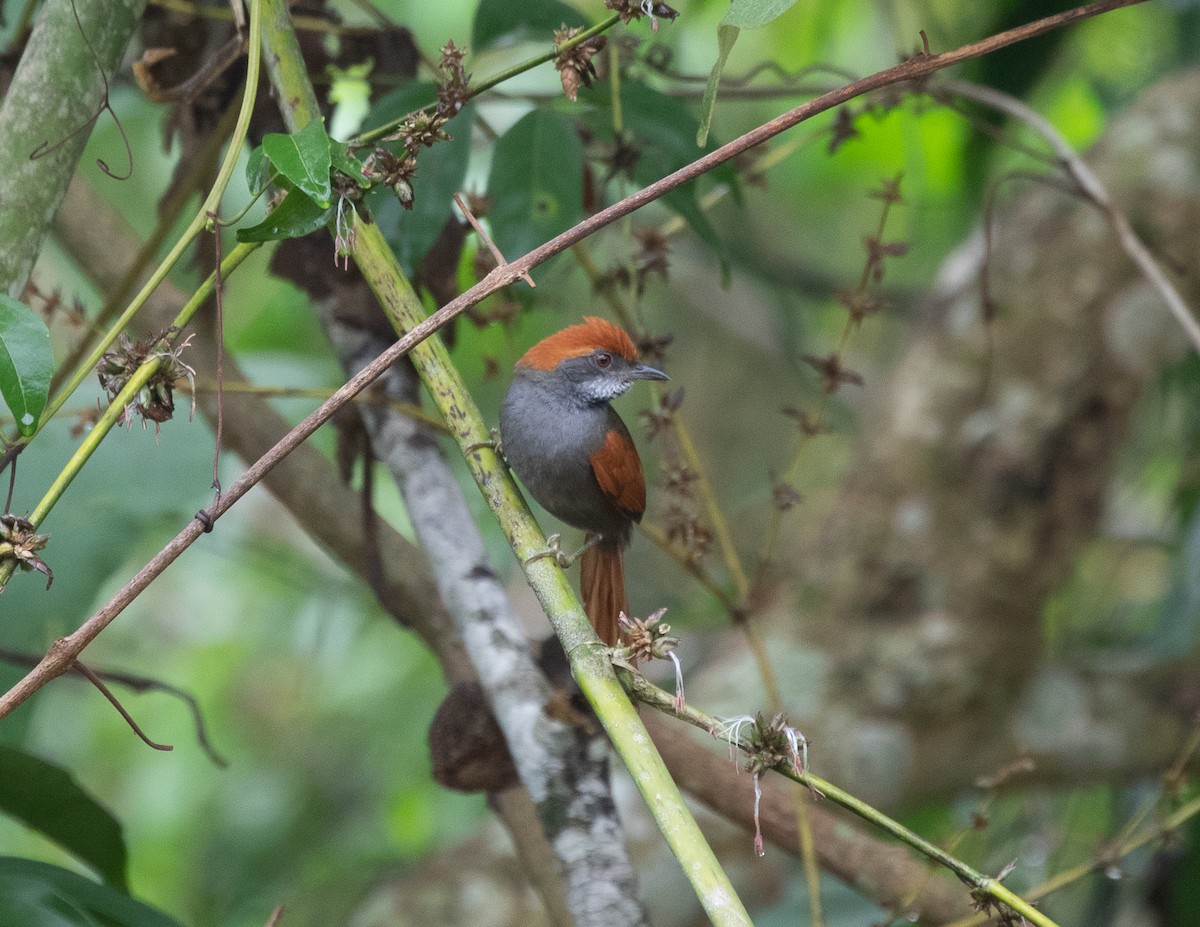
(0, 295, 53, 436)
(374, 104, 475, 278)
(486, 108, 583, 267)
(236, 186, 333, 243)
(696, 24, 740, 147)
(245, 146, 269, 196)
(331, 142, 370, 188)
(723, 0, 799, 29)
(581, 80, 734, 275)
(472, 0, 586, 50)
(0, 747, 128, 890)
(0, 858, 180, 927)
(261, 119, 333, 207)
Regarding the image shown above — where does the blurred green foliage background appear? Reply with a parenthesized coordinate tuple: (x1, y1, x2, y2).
(2, 0, 1198, 925)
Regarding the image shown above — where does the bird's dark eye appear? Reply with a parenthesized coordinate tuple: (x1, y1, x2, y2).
(594, 351, 613, 368)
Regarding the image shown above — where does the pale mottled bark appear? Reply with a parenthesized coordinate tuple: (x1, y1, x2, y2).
(788, 67, 1200, 804)
(324, 311, 648, 927)
(0, 0, 144, 296)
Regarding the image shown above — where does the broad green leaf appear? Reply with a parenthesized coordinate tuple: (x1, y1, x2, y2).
(1169, 816, 1200, 922)
(0, 747, 128, 890)
(236, 186, 333, 243)
(331, 142, 370, 188)
(697, 24, 740, 147)
(0, 884, 96, 927)
(472, 0, 586, 51)
(0, 295, 53, 436)
(245, 146, 269, 196)
(581, 80, 734, 275)
(583, 79, 739, 189)
(375, 104, 475, 277)
(723, 0, 799, 29)
(261, 119, 333, 207)
(0, 858, 180, 927)
(486, 108, 582, 267)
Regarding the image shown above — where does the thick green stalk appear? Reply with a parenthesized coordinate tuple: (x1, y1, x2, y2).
(357, 218, 754, 927)
(0, 0, 262, 589)
(0, 242, 259, 588)
(258, 1, 752, 920)
(0, 0, 145, 297)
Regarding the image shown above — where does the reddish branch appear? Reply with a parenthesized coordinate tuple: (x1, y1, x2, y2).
(0, 0, 1149, 719)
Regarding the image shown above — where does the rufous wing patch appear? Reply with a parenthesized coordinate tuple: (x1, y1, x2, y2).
(519, 316, 639, 371)
(590, 427, 646, 520)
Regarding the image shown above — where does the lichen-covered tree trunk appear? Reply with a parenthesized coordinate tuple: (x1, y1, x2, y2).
(796, 67, 1200, 804)
(0, 0, 145, 296)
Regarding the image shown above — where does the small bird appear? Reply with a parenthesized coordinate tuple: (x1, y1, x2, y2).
(501, 317, 668, 645)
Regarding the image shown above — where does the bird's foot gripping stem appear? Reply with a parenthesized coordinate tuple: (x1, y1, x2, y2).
(524, 533, 599, 569)
(465, 428, 503, 457)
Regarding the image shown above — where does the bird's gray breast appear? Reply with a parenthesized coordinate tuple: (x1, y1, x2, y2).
(500, 376, 625, 534)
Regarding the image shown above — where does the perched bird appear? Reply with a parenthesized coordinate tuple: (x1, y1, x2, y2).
(500, 317, 668, 645)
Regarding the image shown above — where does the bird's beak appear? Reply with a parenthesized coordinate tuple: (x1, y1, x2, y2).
(631, 363, 669, 381)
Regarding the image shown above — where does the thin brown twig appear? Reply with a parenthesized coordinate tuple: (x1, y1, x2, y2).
(937, 77, 1200, 353)
(71, 662, 174, 752)
(453, 193, 535, 288)
(0, 647, 227, 767)
(0, 0, 1150, 720)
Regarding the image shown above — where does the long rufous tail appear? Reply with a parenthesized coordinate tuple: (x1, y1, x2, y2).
(580, 541, 627, 646)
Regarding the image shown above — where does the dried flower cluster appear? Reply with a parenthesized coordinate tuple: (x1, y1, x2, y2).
(392, 110, 451, 151)
(379, 40, 471, 212)
(614, 607, 685, 711)
(554, 27, 607, 102)
(714, 712, 809, 856)
(0, 514, 52, 588)
(96, 330, 196, 433)
(802, 352, 863, 394)
(436, 40, 470, 117)
(594, 228, 670, 296)
(605, 0, 678, 31)
(615, 606, 678, 666)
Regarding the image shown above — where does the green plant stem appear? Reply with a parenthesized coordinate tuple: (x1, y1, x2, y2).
(754, 180, 894, 581)
(0, 242, 258, 588)
(259, 2, 752, 920)
(36, 0, 263, 438)
(573, 214, 808, 916)
(943, 793, 1200, 927)
(354, 13, 621, 146)
(674, 415, 750, 598)
(355, 219, 753, 927)
(50, 94, 244, 398)
(570, 241, 752, 602)
(623, 671, 1065, 927)
(1, 0, 262, 584)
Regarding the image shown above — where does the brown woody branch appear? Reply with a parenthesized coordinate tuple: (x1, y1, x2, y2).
(0, 0, 1148, 718)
